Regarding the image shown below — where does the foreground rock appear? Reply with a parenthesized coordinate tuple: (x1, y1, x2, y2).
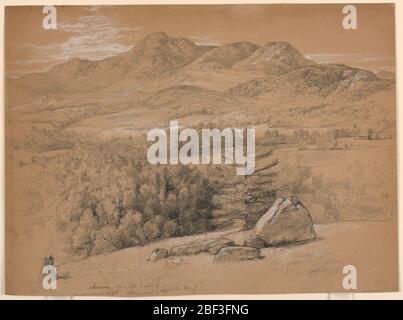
(170, 238, 235, 256)
(243, 236, 266, 249)
(150, 248, 169, 261)
(255, 197, 316, 246)
(213, 246, 262, 263)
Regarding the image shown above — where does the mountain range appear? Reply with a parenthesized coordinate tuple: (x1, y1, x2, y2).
(7, 31, 393, 107)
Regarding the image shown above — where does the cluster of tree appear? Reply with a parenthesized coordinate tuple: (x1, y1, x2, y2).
(264, 126, 390, 148)
(53, 134, 279, 257)
(59, 159, 216, 256)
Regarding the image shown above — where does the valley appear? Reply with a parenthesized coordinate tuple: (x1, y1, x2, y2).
(5, 31, 397, 295)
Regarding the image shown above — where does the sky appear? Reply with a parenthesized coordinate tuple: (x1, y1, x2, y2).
(5, 4, 396, 77)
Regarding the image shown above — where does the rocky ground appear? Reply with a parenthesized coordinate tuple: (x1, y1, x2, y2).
(22, 220, 397, 297)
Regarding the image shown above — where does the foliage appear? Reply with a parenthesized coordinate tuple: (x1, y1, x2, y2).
(56, 140, 216, 257)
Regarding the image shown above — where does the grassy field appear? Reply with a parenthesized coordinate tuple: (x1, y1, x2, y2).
(15, 220, 396, 296)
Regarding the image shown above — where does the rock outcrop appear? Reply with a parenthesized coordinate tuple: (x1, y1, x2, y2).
(170, 238, 235, 256)
(243, 236, 266, 249)
(255, 197, 316, 246)
(213, 246, 262, 262)
(149, 248, 169, 261)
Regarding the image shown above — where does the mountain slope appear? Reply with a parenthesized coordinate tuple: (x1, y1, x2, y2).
(124, 32, 214, 75)
(228, 64, 393, 101)
(7, 32, 214, 105)
(187, 42, 258, 70)
(142, 84, 239, 111)
(232, 42, 315, 75)
(7, 34, 393, 108)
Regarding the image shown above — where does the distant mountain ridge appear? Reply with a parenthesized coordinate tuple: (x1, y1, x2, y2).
(232, 42, 315, 75)
(187, 42, 258, 70)
(6, 32, 393, 107)
(9, 32, 214, 94)
(228, 64, 393, 101)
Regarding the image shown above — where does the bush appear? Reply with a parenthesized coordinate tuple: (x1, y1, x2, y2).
(63, 157, 217, 256)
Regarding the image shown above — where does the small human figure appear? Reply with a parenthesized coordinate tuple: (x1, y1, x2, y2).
(48, 254, 55, 266)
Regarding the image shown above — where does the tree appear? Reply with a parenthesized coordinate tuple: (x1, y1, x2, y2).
(70, 209, 98, 256)
(243, 146, 278, 226)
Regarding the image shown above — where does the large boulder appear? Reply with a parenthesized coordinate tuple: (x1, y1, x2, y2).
(255, 197, 316, 246)
(213, 246, 262, 263)
(170, 238, 235, 256)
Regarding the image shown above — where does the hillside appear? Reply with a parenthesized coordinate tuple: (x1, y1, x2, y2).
(187, 41, 258, 70)
(228, 64, 393, 101)
(142, 85, 239, 110)
(6, 32, 214, 106)
(16, 221, 397, 296)
(7, 33, 394, 108)
(232, 41, 315, 75)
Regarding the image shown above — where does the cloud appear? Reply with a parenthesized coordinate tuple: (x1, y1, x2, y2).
(17, 8, 142, 70)
(189, 33, 222, 46)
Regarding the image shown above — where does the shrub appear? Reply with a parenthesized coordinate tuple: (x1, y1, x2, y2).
(62, 154, 217, 256)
